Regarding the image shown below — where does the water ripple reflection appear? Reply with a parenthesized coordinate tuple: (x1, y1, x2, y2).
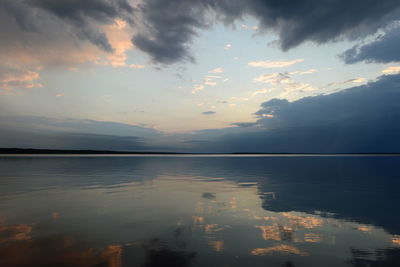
(0, 155, 399, 267)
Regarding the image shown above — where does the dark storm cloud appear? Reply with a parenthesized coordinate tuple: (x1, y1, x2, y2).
(341, 26, 400, 64)
(188, 74, 400, 153)
(0, 0, 134, 52)
(133, 0, 400, 64)
(254, 74, 400, 129)
(1, 0, 400, 64)
(202, 111, 216, 115)
(132, 0, 210, 64)
(29, 0, 134, 21)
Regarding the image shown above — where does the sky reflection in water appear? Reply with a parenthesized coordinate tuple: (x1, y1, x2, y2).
(0, 156, 400, 267)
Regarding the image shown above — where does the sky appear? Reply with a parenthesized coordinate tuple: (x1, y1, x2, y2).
(1, 0, 400, 152)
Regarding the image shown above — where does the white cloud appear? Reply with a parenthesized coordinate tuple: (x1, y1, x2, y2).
(254, 73, 290, 85)
(253, 70, 319, 99)
(328, 77, 366, 87)
(289, 69, 318, 75)
(252, 88, 274, 96)
(128, 64, 145, 69)
(192, 84, 205, 94)
(209, 67, 224, 74)
(254, 70, 318, 86)
(278, 82, 318, 98)
(224, 44, 232, 50)
(206, 75, 223, 79)
(241, 24, 259, 31)
(203, 75, 222, 86)
(347, 77, 366, 83)
(0, 68, 42, 91)
(248, 59, 304, 68)
(204, 79, 217, 86)
(284, 82, 317, 92)
(382, 66, 400, 74)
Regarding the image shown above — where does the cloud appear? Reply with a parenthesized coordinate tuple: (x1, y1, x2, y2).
(224, 44, 232, 50)
(254, 73, 290, 85)
(0, 116, 176, 151)
(252, 70, 319, 99)
(278, 82, 317, 98)
(4, 74, 400, 153)
(0, 11, 144, 92)
(341, 26, 400, 64)
(345, 78, 366, 83)
(0, 67, 42, 91)
(253, 74, 400, 134)
(192, 84, 205, 94)
(186, 74, 400, 153)
(253, 69, 317, 85)
(0, 0, 141, 83)
(2, 1, 400, 65)
(132, 0, 209, 64)
(248, 59, 304, 68)
(289, 69, 318, 75)
(102, 19, 138, 67)
(327, 77, 366, 87)
(131, 0, 400, 64)
(1, 0, 134, 52)
(203, 75, 222, 86)
(128, 64, 146, 69)
(203, 79, 217, 86)
(192, 73, 224, 94)
(209, 67, 224, 74)
(251, 88, 274, 97)
(382, 66, 400, 74)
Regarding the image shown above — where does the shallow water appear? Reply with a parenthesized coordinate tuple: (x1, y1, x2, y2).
(0, 155, 400, 267)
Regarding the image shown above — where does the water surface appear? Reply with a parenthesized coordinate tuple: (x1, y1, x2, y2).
(1, 155, 400, 267)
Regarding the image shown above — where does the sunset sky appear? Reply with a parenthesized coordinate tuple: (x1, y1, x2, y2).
(1, 0, 400, 152)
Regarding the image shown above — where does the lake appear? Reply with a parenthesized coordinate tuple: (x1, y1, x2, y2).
(1, 155, 400, 267)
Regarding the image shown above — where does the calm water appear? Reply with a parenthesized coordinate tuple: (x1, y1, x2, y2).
(1, 155, 400, 267)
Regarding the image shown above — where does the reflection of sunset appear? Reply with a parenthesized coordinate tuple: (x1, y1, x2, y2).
(304, 233, 322, 243)
(256, 225, 282, 241)
(0, 235, 123, 267)
(193, 216, 204, 224)
(392, 235, 400, 246)
(357, 226, 371, 232)
(102, 245, 123, 267)
(0, 224, 32, 243)
(282, 213, 323, 229)
(208, 240, 224, 252)
(1, 165, 399, 267)
(250, 244, 309, 256)
(204, 224, 224, 233)
(230, 197, 238, 209)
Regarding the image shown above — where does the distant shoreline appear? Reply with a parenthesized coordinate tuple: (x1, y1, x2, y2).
(1, 148, 400, 156)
